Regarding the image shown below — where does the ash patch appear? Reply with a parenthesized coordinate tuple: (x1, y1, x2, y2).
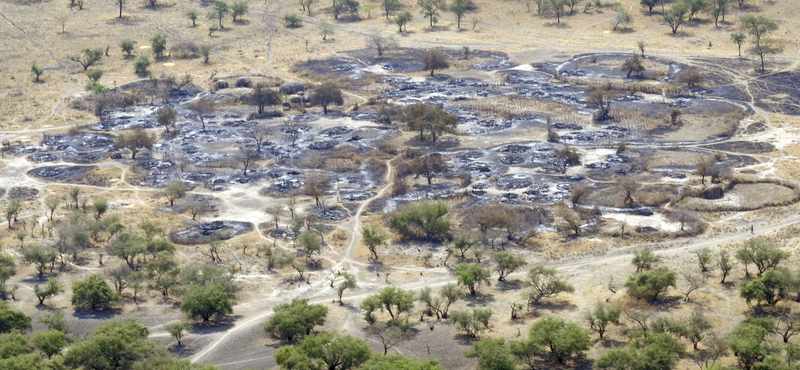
(499, 156, 526, 165)
(701, 141, 775, 154)
(29, 166, 101, 185)
(301, 58, 367, 78)
(318, 206, 348, 221)
(496, 144, 530, 154)
(7, 187, 38, 201)
(497, 174, 533, 189)
(308, 140, 339, 150)
(31, 153, 59, 162)
(42, 133, 116, 164)
(171, 221, 254, 245)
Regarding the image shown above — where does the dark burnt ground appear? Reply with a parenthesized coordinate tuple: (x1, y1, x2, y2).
(344, 48, 514, 74)
(170, 221, 254, 245)
(691, 58, 800, 115)
(7, 187, 39, 201)
(28, 165, 110, 187)
(750, 71, 800, 115)
(700, 141, 776, 154)
(555, 53, 684, 80)
(36, 133, 116, 164)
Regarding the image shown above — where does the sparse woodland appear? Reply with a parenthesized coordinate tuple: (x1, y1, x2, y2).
(0, 0, 799, 369)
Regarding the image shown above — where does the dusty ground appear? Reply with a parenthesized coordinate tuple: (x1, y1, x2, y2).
(2, 0, 800, 369)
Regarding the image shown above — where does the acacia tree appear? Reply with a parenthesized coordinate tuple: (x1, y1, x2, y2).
(741, 15, 781, 72)
(361, 224, 387, 262)
(523, 265, 574, 309)
(395, 11, 413, 32)
(585, 301, 621, 339)
(310, 82, 344, 114)
(400, 103, 458, 142)
(663, 2, 688, 34)
(113, 129, 155, 159)
(735, 238, 789, 277)
(544, 0, 567, 23)
(68, 48, 103, 71)
(156, 105, 177, 134)
(625, 266, 677, 302)
(456, 262, 491, 296)
(418, 0, 446, 28)
(731, 32, 746, 57)
(409, 154, 448, 185)
(711, 0, 728, 26)
(264, 299, 328, 341)
(423, 48, 450, 76)
(181, 284, 233, 322)
(208, 1, 230, 29)
(493, 251, 527, 282)
(366, 32, 397, 57)
(382, 0, 399, 18)
(187, 97, 217, 129)
(449, 0, 470, 28)
(34, 278, 64, 306)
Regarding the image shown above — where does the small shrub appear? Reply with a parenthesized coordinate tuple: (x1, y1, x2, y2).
(283, 13, 302, 27)
(134, 54, 151, 75)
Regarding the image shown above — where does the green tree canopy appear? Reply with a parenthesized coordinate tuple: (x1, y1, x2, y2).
(527, 316, 591, 364)
(523, 265, 574, 308)
(740, 268, 794, 306)
(275, 332, 371, 370)
(451, 308, 493, 338)
(736, 238, 789, 277)
(595, 332, 685, 370)
(180, 284, 234, 322)
(456, 262, 491, 296)
(388, 200, 451, 241)
(464, 337, 517, 370)
(32, 330, 67, 359)
(310, 82, 344, 114)
(625, 266, 677, 302)
(361, 224, 388, 262)
(264, 299, 328, 341)
(71, 274, 121, 310)
(360, 286, 415, 324)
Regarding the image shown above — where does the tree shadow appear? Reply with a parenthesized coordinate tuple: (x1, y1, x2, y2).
(465, 292, 496, 307)
(168, 343, 195, 356)
(497, 279, 523, 292)
(529, 299, 577, 313)
(106, 16, 142, 26)
(188, 315, 240, 334)
(544, 21, 570, 28)
(72, 307, 121, 319)
(598, 337, 627, 348)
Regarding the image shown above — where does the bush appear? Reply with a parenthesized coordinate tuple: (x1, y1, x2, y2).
(71, 274, 121, 310)
(150, 33, 167, 58)
(169, 41, 199, 59)
(388, 200, 450, 241)
(120, 40, 135, 57)
(134, 54, 150, 75)
(283, 13, 302, 27)
(676, 68, 703, 88)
